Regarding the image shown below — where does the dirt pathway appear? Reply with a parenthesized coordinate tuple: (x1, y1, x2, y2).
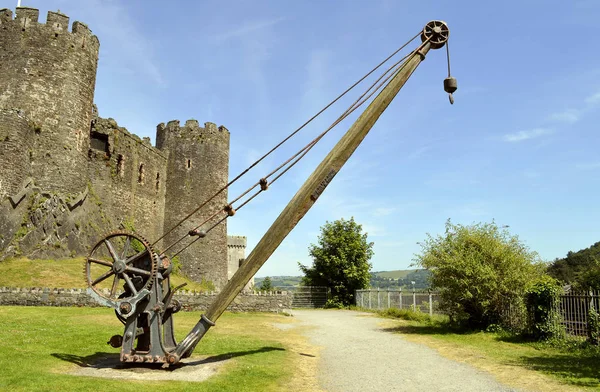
(289, 309, 518, 392)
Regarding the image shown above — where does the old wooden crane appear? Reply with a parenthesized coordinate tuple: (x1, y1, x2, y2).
(84, 20, 456, 366)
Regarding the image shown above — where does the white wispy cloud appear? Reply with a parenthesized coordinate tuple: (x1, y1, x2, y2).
(372, 207, 397, 217)
(67, 0, 165, 86)
(548, 109, 581, 124)
(575, 162, 600, 170)
(502, 128, 552, 143)
(585, 91, 600, 105)
(211, 17, 285, 42)
(546, 89, 600, 126)
(303, 49, 332, 103)
(361, 223, 387, 237)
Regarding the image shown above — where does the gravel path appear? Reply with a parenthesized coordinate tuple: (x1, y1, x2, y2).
(290, 309, 518, 392)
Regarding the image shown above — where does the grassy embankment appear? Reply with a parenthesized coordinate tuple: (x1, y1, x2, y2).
(0, 257, 213, 292)
(375, 308, 600, 391)
(0, 306, 319, 392)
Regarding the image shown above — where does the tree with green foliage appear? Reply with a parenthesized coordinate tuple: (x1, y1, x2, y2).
(299, 217, 373, 306)
(525, 275, 564, 340)
(414, 220, 543, 329)
(259, 276, 273, 291)
(548, 241, 600, 289)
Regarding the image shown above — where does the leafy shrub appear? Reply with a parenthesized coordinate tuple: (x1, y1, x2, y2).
(324, 298, 345, 309)
(379, 308, 431, 323)
(588, 303, 600, 345)
(525, 276, 564, 340)
(414, 220, 543, 329)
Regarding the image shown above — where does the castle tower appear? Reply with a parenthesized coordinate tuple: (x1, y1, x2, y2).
(157, 120, 230, 289)
(227, 235, 253, 290)
(0, 8, 100, 193)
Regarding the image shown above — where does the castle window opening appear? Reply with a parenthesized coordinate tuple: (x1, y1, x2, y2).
(156, 172, 160, 191)
(116, 154, 124, 177)
(138, 163, 145, 184)
(90, 131, 109, 154)
(187, 159, 191, 170)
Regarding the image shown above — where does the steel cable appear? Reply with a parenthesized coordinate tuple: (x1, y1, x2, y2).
(152, 32, 422, 248)
(164, 38, 429, 258)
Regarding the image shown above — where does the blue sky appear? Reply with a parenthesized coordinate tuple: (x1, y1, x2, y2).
(3, 0, 600, 277)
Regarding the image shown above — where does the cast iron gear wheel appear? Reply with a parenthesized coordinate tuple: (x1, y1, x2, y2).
(85, 231, 158, 302)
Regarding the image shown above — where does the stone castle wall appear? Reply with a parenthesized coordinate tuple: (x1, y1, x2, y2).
(0, 287, 292, 313)
(0, 7, 235, 289)
(87, 117, 168, 242)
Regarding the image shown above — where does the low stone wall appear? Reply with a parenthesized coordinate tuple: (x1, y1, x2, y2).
(0, 287, 292, 313)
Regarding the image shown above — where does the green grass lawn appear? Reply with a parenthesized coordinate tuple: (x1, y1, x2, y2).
(0, 306, 312, 392)
(0, 257, 214, 292)
(376, 309, 600, 391)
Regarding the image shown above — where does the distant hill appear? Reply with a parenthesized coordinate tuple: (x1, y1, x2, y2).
(372, 270, 412, 279)
(548, 241, 600, 284)
(256, 269, 431, 290)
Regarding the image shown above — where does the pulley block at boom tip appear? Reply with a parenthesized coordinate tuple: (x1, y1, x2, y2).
(420, 20, 458, 104)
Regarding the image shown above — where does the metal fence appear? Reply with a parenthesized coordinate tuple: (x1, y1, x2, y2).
(500, 290, 600, 337)
(559, 290, 600, 337)
(355, 289, 442, 316)
(277, 286, 329, 308)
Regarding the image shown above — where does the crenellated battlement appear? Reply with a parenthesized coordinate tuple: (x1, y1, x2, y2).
(0, 7, 99, 52)
(156, 119, 230, 151)
(228, 236, 247, 248)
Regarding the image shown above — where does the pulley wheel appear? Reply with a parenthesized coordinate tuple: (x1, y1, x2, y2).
(421, 20, 450, 49)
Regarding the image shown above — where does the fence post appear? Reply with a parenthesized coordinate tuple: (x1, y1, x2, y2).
(429, 291, 433, 317)
(387, 290, 390, 309)
(369, 289, 372, 309)
(412, 289, 416, 311)
(399, 288, 402, 309)
(360, 290, 364, 308)
(377, 288, 380, 310)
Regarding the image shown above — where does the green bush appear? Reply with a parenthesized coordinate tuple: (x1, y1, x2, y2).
(324, 298, 345, 309)
(525, 276, 564, 340)
(379, 307, 431, 323)
(588, 303, 600, 345)
(414, 220, 543, 329)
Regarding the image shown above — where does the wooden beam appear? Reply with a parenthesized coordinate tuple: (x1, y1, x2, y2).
(206, 42, 433, 322)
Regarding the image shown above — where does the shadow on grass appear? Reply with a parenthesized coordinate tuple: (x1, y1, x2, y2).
(379, 322, 465, 336)
(516, 353, 600, 388)
(51, 347, 285, 370)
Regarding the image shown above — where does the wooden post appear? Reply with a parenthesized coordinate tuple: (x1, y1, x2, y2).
(204, 42, 433, 323)
(387, 290, 391, 309)
(412, 290, 416, 311)
(377, 288, 380, 309)
(369, 290, 372, 309)
(429, 291, 433, 317)
(399, 288, 403, 309)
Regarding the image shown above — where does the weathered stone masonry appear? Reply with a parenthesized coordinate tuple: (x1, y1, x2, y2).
(0, 287, 292, 313)
(0, 7, 238, 290)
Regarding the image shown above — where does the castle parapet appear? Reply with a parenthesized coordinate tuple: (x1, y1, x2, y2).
(156, 119, 230, 151)
(47, 11, 68, 31)
(15, 7, 38, 25)
(0, 7, 98, 48)
(228, 236, 247, 248)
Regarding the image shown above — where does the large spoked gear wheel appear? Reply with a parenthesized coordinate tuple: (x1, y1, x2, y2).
(85, 231, 158, 302)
